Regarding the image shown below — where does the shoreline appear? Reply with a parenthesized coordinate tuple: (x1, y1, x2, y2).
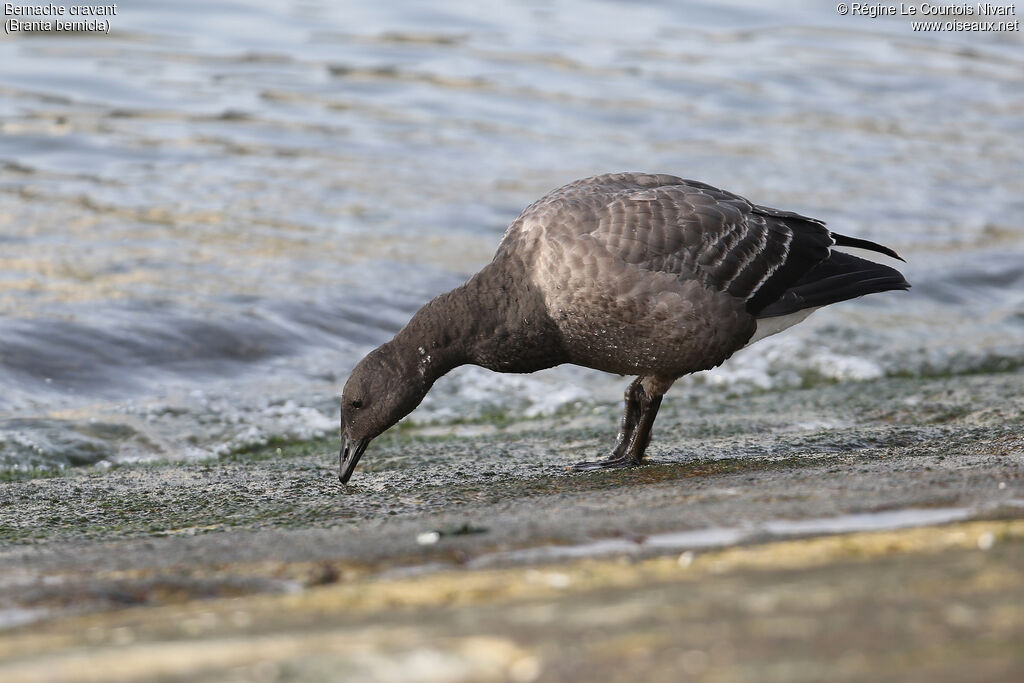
(0, 369, 1022, 678)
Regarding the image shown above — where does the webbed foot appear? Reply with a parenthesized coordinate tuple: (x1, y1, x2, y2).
(567, 376, 668, 474)
(568, 455, 643, 472)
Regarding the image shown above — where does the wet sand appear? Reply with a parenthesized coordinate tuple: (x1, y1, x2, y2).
(1, 369, 1022, 680)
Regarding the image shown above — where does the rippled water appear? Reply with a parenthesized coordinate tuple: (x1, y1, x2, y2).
(1, 1, 1022, 471)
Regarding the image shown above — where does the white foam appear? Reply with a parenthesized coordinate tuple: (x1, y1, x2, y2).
(692, 331, 884, 395)
(414, 365, 605, 424)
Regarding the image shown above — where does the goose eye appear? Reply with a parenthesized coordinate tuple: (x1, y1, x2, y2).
(350, 399, 363, 409)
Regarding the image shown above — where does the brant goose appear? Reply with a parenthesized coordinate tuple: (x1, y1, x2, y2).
(339, 173, 909, 483)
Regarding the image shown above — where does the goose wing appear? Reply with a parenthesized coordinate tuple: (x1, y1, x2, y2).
(512, 173, 837, 314)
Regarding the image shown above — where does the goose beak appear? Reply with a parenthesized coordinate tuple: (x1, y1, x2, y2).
(339, 435, 370, 484)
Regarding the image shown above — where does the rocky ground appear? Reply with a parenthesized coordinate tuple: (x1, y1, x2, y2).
(0, 370, 1022, 681)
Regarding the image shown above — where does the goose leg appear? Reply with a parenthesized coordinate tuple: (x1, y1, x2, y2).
(609, 377, 644, 457)
(571, 377, 665, 471)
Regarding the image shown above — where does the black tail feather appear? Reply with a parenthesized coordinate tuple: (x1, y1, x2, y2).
(831, 233, 905, 262)
(756, 251, 910, 319)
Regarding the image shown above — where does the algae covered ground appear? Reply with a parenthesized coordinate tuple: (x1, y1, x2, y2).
(1, 370, 1022, 681)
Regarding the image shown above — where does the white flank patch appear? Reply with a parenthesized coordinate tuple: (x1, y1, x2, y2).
(746, 307, 820, 346)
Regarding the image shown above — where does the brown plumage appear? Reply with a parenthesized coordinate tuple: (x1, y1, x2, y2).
(338, 173, 909, 482)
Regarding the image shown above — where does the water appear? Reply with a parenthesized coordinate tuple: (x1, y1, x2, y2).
(468, 506, 975, 567)
(1, 1, 1022, 472)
